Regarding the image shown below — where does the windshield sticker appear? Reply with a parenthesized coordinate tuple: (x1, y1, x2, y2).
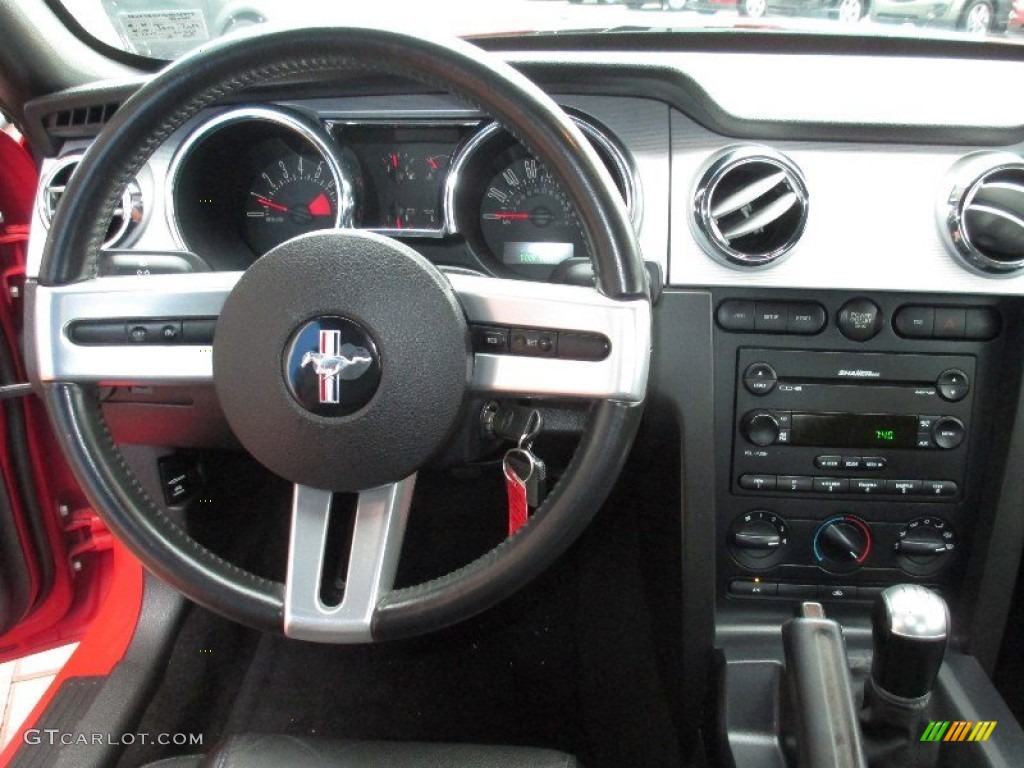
(117, 10, 208, 46)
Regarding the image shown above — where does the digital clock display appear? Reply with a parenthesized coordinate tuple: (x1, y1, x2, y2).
(792, 413, 917, 449)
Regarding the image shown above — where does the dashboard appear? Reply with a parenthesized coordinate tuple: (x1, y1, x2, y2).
(20, 36, 1024, 682)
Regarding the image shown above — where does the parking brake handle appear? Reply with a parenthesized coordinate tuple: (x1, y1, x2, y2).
(782, 602, 869, 768)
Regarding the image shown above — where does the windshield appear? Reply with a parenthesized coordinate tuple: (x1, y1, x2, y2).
(61, 0, 1023, 59)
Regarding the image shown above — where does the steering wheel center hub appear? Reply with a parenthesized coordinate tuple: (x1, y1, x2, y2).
(283, 315, 381, 417)
(213, 230, 470, 491)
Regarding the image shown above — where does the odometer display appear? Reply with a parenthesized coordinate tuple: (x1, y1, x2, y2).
(478, 157, 584, 277)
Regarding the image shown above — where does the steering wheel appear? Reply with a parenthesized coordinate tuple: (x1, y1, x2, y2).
(29, 27, 651, 643)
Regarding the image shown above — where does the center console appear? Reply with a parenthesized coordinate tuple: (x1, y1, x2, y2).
(712, 289, 1020, 618)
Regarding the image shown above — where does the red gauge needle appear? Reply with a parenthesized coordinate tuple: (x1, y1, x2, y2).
(485, 212, 531, 221)
(427, 156, 439, 171)
(308, 192, 332, 217)
(255, 196, 289, 213)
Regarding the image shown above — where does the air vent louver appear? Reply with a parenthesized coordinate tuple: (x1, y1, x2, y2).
(939, 153, 1024, 277)
(38, 156, 142, 248)
(44, 102, 120, 137)
(691, 146, 809, 269)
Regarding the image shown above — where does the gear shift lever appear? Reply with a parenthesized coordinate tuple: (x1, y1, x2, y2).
(869, 584, 949, 702)
(860, 584, 950, 768)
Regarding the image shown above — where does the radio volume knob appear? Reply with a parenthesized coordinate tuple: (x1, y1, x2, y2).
(742, 411, 780, 447)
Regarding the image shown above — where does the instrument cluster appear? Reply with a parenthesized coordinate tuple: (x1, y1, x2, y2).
(168, 105, 639, 279)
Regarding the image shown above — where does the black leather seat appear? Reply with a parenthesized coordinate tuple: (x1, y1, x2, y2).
(144, 735, 580, 767)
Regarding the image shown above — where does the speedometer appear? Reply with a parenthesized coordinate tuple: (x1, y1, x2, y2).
(447, 114, 639, 279)
(478, 158, 583, 273)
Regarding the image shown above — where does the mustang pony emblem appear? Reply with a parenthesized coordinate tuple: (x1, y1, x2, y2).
(300, 331, 373, 404)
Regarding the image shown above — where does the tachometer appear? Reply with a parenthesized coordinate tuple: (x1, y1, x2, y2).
(243, 153, 339, 255)
(478, 158, 583, 272)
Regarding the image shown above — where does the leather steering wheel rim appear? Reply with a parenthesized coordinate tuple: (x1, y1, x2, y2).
(35, 26, 649, 642)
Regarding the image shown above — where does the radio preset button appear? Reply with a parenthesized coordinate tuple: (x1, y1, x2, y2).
(862, 457, 887, 470)
(739, 474, 776, 491)
(932, 416, 965, 449)
(936, 369, 969, 402)
(852, 479, 885, 494)
(743, 362, 777, 395)
(814, 477, 849, 494)
(887, 479, 922, 495)
(837, 298, 883, 342)
(777, 475, 813, 492)
(815, 455, 842, 470)
(717, 301, 756, 332)
(922, 480, 958, 497)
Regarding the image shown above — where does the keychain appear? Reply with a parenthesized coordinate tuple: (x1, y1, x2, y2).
(502, 410, 547, 535)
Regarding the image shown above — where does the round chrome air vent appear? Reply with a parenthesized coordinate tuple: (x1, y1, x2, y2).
(938, 152, 1024, 277)
(38, 155, 143, 248)
(691, 145, 809, 269)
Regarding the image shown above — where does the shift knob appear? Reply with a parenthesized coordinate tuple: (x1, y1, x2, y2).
(870, 584, 949, 701)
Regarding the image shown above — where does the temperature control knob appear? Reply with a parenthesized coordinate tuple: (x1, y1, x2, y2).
(814, 515, 872, 573)
(742, 411, 780, 447)
(728, 510, 789, 569)
(895, 517, 956, 577)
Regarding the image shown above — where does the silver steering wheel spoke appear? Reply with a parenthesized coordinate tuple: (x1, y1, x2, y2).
(449, 272, 650, 402)
(284, 476, 416, 643)
(30, 271, 239, 384)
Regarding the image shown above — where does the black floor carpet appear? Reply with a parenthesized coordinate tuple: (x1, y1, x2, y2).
(119, 431, 686, 768)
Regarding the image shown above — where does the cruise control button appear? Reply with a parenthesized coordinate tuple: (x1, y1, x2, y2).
(181, 319, 217, 345)
(68, 321, 128, 345)
(894, 306, 934, 338)
(814, 477, 849, 494)
(936, 369, 969, 402)
(887, 479, 922, 496)
(754, 303, 788, 332)
(934, 308, 966, 339)
(852, 479, 885, 494)
(922, 480, 958, 497)
(717, 301, 756, 332)
(739, 474, 776, 491)
(815, 455, 842, 470)
(787, 304, 827, 335)
(558, 332, 610, 361)
(777, 475, 813, 492)
(510, 329, 557, 357)
(862, 457, 887, 470)
(128, 325, 148, 344)
(837, 298, 882, 342)
(471, 325, 509, 353)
